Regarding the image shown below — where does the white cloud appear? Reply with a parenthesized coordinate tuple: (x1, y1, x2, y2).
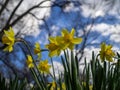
(50, 61, 64, 78)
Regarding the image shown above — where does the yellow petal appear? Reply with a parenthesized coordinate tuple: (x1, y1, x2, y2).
(4, 30, 10, 36)
(37, 53, 41, 59)
(27, 55, 33, 62)
(49, 50, 58, 57)
(2, 36, 11, 44)
(106, 56, 113, 62)
(71, 28, 75, 36)
(72, 38, 82, 44)
(34, 42, 41, 54)
(46, 43, 59, 51)
(26, 55, 34, 68)
(61, 29, 69, 36)
(45, 44, 49, 49)
(34, 49, 40, 54)
(3, 45, 13, 52)
(89, 85, 93, 90)
(9, 45, 13, 52)
(49, 37, 56, 43)
(55, 36, 63, 45)
(28, 63, 34, 68)
(57, 49, 61, 55)
(101, 42, 106, 51)
(44, 60, 48, 64)
(68, 44, 74, 50)
(4, 27, 14, 37)
(35, 42, 40, 48)
(9, 27, 15, 37)
(106, 45, 112, 50)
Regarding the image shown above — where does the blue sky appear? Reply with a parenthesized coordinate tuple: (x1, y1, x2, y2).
(0, 0, 120, 77)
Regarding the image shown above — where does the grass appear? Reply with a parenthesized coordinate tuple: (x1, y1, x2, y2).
(0, 51, 120, 90)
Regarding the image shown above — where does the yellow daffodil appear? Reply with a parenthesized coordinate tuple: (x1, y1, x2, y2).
(26, 55, 34, 68)
(82, 82, 93, 90)
(89, 85, 93, 90)
(57, 83, 66, 90)
(61, 28, 82, 50)
(99, 42, 115, 62)
(46, 28, 82, 57)
(2, 27, 15, 52)
(61, 83, 66, 90)
(46, 36, 66, 57)
(34, 42, 41, 59)
(37, 60, 51, 74)
(47, 81, 56, 90)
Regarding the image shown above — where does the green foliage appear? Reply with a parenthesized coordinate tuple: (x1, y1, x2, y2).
(84, 52, 120, 90)
(1, 50, 120, 90)
(61, 50, 81, 90)
(1, 29, 120, 90)
(0, 74, 28, 90)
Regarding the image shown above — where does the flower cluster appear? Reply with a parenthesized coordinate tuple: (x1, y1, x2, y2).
(46, 28, 82, 57)
(26, 55, 51, 74)
(47, 82, 66, 90)
(1, 27, 51, 74)
(1, 27, 119, 90)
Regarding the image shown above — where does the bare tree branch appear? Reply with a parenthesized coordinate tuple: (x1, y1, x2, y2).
(0, 0, 10, 16)
(10, 0, 50, 27)
(5, 0, 24, 28)
(0, 0, 51, 50)
(28, 12, 43, 20)
(1, 0, 50, 31)
(77, 18, 95, 61)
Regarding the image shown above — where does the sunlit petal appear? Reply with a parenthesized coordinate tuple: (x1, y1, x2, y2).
(61, 29, 69, 36)
(26, 55, 34, 68)
(72, 38, 82, 44)
(71, 28, 75, 36)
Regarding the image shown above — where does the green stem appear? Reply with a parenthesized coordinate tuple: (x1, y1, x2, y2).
(50, 58, 56, 81)
(16, 38, 47, 89)
(30, 69, 43, 89)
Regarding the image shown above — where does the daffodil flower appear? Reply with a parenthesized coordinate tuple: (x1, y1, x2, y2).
(89, 85, 93, 90)
(47, 81, 56, 90)
(57, 83, 66, 90)
(46, 28, 82, 57)
(61, 28, 82, 50)
(26, 55, 34, 68)
(82, 82, 93, 90)
(46, 36, 66, 57)
(48, 82, 66, 90)
(99, 42, 115, 62)
(37, 60, 51, 74)
(2, 27, 15, 52)
(34, 42, 41, 59)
